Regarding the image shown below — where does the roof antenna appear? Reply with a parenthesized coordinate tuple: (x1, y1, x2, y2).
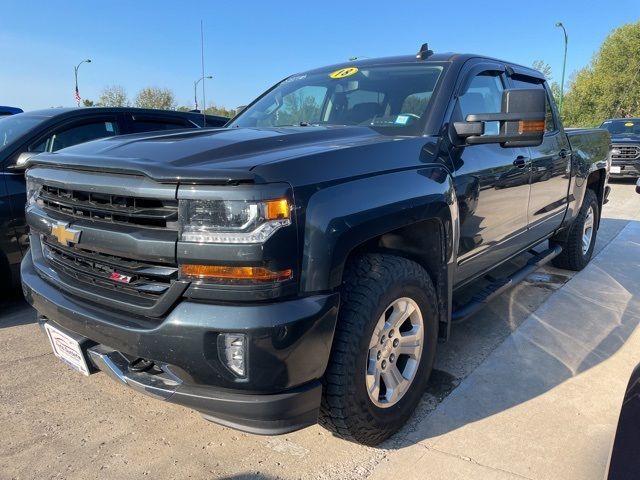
(416, 43, 434, 60)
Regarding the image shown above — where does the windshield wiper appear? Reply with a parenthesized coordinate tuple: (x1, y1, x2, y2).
(273, 122, 316, 127)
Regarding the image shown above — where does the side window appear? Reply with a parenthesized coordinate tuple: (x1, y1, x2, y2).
(509, 76, 556, 133)
(130, 118, 190, 133)
(30, 120, 119, 153)
(257, 85, 327, 127)
(458, 72, 504, 135)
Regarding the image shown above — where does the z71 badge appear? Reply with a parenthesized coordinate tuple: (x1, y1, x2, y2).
(109, 272, 133, 284)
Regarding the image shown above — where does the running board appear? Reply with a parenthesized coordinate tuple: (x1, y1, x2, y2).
(451, 245, 563, 324)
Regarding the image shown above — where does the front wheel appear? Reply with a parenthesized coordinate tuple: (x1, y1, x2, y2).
(319, 254, 438, 445)
(552, 189, 599, 271)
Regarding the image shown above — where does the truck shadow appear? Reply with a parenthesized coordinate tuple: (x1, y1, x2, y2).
(386, 218, 640, 449)
(0, 287, 34, 328)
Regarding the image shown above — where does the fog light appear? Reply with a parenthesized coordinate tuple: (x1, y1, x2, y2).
(218, 333, 247, 378)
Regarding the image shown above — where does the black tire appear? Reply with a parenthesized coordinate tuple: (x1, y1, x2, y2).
(319, 253, 439, 446)
(551, 189, 599, 271)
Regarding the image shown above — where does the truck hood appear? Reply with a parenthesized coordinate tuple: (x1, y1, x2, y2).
(610, 134, 640, 144)
(26, 126, 392, 184)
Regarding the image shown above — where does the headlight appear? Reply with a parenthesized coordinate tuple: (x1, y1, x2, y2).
(26, 177, 40, 207)
(179, 198, 291, 244)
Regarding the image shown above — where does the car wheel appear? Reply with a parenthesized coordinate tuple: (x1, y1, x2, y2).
(319, 253, 438, 446)
(552, 189, 599, 271)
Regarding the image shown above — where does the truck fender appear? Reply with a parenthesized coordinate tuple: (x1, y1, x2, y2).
(299, 166, 458, 302)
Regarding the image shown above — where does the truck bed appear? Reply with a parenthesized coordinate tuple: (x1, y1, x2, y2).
(566, 128, 611, 166)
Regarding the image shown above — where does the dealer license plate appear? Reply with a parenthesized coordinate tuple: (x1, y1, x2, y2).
(611, 166, 621, 174)
(44, 323, 90, 375)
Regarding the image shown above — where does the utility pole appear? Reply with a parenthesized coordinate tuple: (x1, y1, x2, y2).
(194, 75, 213, 111)
(555, 22, 568, 115)
(74, 59, 92, 107)
(200, 20, 206, 126)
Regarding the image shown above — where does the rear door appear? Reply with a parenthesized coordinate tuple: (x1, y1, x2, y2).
(507, 74, 571, 236)
(450, 65, 532, 284)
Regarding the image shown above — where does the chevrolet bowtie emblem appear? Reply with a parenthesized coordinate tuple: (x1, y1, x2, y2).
(51, 222, 81, 246)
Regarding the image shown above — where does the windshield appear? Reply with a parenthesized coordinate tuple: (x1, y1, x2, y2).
(600, 119, 640, 136)
(229, 64, 444, 136)
(0, 114, 46, 149)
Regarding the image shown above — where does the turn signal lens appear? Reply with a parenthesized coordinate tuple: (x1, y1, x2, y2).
(180, 264, 293, 282)
(519, 120, 545, 134)
(265, 199, 290, 220)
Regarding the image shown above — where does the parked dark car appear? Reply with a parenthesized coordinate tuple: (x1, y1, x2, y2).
(609, 180, 640, 476)
(607, 364, 640, 479)
(600, 118, 640, 178)
(0, 107, 228, 287)
(0, 106, 24, 116)
(22, 47, 610, 445)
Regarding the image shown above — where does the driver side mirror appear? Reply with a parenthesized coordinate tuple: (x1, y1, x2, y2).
(454, 88, 546, 147)
(7, 152, 36, 171)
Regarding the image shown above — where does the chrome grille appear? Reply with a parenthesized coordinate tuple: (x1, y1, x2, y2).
(612, 144, 640, 163)
(37, 184, 178, 229)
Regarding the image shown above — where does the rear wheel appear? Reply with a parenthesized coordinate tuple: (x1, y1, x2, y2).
(319, 253, 438, 445)
(552, 189, 599, 271)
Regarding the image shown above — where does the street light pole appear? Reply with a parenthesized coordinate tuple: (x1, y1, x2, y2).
(74, 59, 92, 107)
(555, 22, 568, 115)
(194, 75, 213, 111)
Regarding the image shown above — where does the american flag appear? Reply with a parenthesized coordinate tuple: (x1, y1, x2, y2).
(74, 86, 81, 104)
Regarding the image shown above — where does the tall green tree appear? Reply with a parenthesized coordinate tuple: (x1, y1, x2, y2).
(563, 21, 640, 127)
(97, 85, 129, 107)
(205, 104, 238, 118)
(134, 87, 176, 110)
(532, 60, 553, 80)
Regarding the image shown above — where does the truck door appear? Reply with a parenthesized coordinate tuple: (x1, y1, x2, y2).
(508, 75, 571, 237)
(450, 68, 532, 284)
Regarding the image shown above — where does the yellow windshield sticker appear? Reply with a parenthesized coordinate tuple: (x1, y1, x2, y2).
(625, 122, 635, 127)
(329, 67, 359, 79)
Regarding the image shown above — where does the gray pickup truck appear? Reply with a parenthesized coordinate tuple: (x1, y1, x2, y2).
(21, 45, 610, 445)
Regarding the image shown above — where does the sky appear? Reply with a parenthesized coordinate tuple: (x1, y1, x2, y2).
(1, 0, 639, 112)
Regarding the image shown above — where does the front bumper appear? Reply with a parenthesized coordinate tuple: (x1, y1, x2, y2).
(22, 253, 339, 434)
(610, 162, 640, 177)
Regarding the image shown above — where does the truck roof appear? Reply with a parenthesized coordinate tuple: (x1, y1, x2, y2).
(302, 52, 546, 81)
(19, 107, 229, 124)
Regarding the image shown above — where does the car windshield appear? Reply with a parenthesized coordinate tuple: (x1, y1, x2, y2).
(600, 119, 640, 136)
(229, 64, 444, 136)
(0, 114, 46, 149)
